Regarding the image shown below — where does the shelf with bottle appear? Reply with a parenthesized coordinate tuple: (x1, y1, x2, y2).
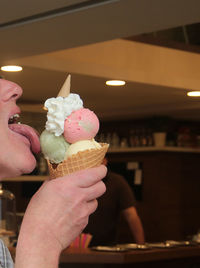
(108, 146, 200, 153)
(98, 126, 200, 151)
(97, 128, 154, 149)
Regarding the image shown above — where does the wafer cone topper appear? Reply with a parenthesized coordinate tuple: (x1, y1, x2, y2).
(57, 74, 71, 97)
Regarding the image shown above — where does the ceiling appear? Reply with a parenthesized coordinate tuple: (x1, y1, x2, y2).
(1, 0, 200, 121)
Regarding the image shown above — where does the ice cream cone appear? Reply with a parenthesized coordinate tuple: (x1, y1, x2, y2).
(47, 143, 109, 179)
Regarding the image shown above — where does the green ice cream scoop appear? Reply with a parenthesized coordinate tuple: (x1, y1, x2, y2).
(40, 130, 70, 164)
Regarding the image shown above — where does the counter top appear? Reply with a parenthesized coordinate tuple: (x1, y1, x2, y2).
(60, 245, 200, 264)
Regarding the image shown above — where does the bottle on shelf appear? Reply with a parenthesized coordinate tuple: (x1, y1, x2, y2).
(111, 132, 120, 148)
(134, 129, 141, 147)
(120, 137, 128, 148)
(0, 184, 17, 246)
(98, 133, 105, 143)
(146, 129, 153, 146)
(129, 129, 136, 147)
(140, 128, 147, 147)
(105, 133, 112, 146)
(38, 155, 48, 175)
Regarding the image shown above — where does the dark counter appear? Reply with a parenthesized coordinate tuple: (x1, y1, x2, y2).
(60, 245, 200, 268)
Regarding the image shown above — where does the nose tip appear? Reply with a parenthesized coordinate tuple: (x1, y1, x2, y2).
(0, 79, 22, 101)
(12, 84, 23, 100)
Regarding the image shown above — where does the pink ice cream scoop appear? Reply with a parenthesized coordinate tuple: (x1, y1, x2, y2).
(63, 108, 99, 143)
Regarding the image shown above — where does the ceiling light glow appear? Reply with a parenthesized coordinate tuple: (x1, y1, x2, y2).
(187, 91, 200, 97)
(106, 80, 126, 86)
(1, 65, 23, 72)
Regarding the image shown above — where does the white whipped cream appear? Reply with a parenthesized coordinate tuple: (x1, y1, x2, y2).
(45, 94, 83, 136)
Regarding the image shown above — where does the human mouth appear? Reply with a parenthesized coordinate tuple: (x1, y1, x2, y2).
(8, 113, 20, 124)
(8, 114, 41, 154)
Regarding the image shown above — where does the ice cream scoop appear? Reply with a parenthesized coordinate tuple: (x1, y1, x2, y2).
(63, 108, 99, 143)
(65, 139, 101, 159)
(40, 130, 70, 164)
(44, 94, 83, 137)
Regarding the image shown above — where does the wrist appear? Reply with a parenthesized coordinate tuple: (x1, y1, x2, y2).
(15, 218, 62, 268)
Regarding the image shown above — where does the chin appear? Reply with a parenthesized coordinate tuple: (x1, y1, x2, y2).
(22, 156, 37, 175)
(1, 157, 37, 179)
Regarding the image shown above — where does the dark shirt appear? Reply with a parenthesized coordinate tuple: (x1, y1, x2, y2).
(84, 171, 135, 246)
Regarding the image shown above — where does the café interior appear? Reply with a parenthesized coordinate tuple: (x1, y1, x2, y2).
(1, 0, 200, 267)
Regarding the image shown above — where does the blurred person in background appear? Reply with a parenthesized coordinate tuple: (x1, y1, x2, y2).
(84, 158, 145, 246)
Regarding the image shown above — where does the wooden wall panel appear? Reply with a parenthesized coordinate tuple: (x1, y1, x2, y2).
(107, 151, 200, 243)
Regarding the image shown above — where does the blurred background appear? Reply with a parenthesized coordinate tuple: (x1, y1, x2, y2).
(1, 0, 200, 247)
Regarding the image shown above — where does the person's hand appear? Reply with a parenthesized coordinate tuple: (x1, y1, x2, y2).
(15, 165, 107, 268)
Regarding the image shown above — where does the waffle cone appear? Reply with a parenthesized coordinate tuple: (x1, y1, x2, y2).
(47, 143, 109, 179)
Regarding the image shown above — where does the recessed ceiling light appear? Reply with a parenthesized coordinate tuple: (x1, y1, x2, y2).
(1, 65, 23, 72)
(106, 80, 126, 86)
(187, 91, 200, 97)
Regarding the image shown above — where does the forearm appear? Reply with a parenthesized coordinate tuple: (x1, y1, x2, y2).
(129, 215, 145, 244)
(123, 207, 145, 244)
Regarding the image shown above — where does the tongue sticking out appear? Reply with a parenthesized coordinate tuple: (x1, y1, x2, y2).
(9, 124, 41, 154)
